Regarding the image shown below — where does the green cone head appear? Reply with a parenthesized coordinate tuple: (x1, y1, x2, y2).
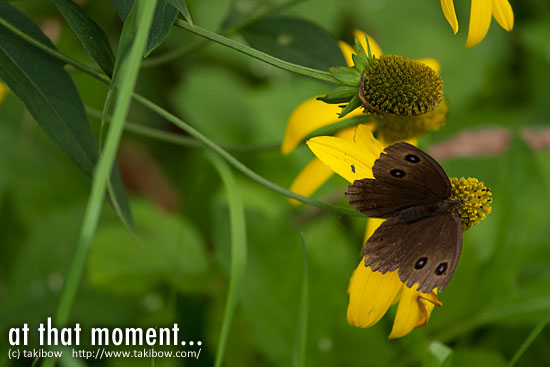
(361, 55, 443, 116)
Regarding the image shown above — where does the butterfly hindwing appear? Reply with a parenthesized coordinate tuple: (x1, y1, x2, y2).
(363, 211, 462, 293)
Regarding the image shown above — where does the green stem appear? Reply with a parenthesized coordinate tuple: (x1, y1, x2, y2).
(142, 38, 204, 68)
(144, 0, 308, 67)
(131, 92, 361, 217)
(86, 106, 280, 153)
(174, 19, 339, 84)
(0, 15, 361, 217)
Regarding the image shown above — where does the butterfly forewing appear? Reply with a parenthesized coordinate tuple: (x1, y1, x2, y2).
(346, 142, 451, 218)
(364, 211, 462, 293)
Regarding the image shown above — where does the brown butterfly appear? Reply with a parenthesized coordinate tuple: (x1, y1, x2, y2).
(345, 142, 462, 293)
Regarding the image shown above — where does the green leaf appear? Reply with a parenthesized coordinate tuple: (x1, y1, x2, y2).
(167, 0, 193, 25)
(241, 16, 346, 70)
(506, 314, 550, 367)
(317, 85, 358, 104)
(0, 1, 133, 232)
(424, 341, 453, 367)
(339, 94, 362, 118)
(88, 200, 209, 293)
(205, 152, 247, 367)
(51, 0, 115, 76)
(292, 234, 309, 367)
(329, 65, 361, 86)
(352, 38, 370, 71)
(112, 0, 178, 56)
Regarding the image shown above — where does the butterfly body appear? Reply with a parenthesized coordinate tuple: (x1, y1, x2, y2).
(396, 198, 462, 223)
(346, 142, 463, 293)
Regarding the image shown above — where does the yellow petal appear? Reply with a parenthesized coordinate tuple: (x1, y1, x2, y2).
(416, 58, 441, 74)
(492, 0, 514, 31)
(288, 127, 357, 206)
(0, 82, 8, 104)
(364, 218, 385, 243)
(282, 97, 363, 154)
(353, 30, 383, 58)
(354, 123, 384, 156)
(347, 262, 402, 328)
(339, 31, 383, 67)
(389, 287, 442, 338)
(465, 0, 493, 48)
(307, 135, 380, 183)
(440, 0, 459, 34)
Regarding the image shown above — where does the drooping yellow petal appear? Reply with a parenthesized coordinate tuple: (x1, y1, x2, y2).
(465, 0, 493, 48)
(0, 82, 8, 104)
(389, 287, 442, 338)
(307, 135, 380, 183)
(282, 97, 363, 154)
(288, 127, 357, 206)
(416, 58, 441, 74)
(492, 0, 514, 31)
(440, 0, 459, 34)
(288, 158, 334, 206)
(347, 263, 402, 328)
(339, 31, 383, 67)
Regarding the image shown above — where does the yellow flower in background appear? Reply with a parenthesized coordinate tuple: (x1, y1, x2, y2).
(282, 30, 443, 204)
(0, 82, 8, 104)
(307, 125, 442, 338)
(440, 0, 514, 48)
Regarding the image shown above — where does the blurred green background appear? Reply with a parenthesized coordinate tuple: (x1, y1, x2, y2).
(1, 0, 549, 366)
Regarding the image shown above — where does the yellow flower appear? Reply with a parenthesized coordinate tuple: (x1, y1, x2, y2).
(440, 0, 514, 48)
(282, 30, 442, 204)
(0, 82, 8, 104)
(307, 124, 442, 338)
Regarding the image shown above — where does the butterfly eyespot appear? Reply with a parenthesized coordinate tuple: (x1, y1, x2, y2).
(414, 257, 427, 269)
(405, 154, 420, 163)
(390, 169, 406, 178)
(435, 262, 448, 275)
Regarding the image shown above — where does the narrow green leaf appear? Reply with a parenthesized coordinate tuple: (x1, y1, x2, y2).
(56, 0, 157, 327)
(339, 94, 362, 118)
(292, 234, 309, 367)
(205, 152, 247, 367)
(51, 0, 115, 76)
(506, 314, 550, 367)
(0, 1, 133, 232)
(352, 38, 370, 71)
(241, 16, 345, 70)
(424, 341, 453, 367)
(166, 0, 193, 25)
(112, 0, 178, 56)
